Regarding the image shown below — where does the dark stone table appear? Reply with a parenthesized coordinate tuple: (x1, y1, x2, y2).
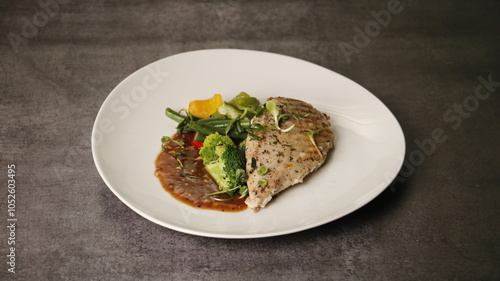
(2, 0, 499, 279)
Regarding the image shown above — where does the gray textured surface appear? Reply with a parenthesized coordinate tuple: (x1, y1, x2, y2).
(1, 0, 499, 280)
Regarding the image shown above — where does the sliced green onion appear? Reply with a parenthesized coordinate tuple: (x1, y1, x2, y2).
(257, 165, 268, 176)
(304, 129, 322, 157)
(161, 136, 185, 149)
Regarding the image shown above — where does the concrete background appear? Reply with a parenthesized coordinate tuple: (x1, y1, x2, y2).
(1, 0, 499, 280)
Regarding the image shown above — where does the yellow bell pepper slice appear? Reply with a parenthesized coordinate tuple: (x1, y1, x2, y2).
(188, 94, 223, 119)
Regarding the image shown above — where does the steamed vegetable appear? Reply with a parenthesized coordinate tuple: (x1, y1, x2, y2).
(199, 133, 248, 199)
(188, 94, 223, 118)
(216, 92, 262, 120)
(230, 92, 259, 108)
(162, 92, 265, 199)
(164, 92, 266, 142)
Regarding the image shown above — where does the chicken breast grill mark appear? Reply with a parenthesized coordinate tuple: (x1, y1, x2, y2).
(245, 97, 335, 210)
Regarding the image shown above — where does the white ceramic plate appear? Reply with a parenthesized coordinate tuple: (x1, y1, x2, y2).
(92, 49, 405, 239)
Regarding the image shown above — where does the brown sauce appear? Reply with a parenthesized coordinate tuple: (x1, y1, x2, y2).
(154, 133, 247, 212)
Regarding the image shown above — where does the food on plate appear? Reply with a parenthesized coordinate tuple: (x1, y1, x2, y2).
(188, 94, 223, 119)
(198, 133, 248, 199)
(244, 97, 335, 210)
(155, 92, 334, 212)
(155, 133, 247, 212)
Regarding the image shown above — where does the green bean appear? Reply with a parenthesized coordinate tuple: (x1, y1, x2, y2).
(164, 107, 260, 139)
(194, 132, 207, 142)
(165, 108, 186, 123)
(186, 122, 247, 139)
(198, 118, 251, 128)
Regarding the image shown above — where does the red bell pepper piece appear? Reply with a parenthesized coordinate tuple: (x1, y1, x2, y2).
(191, 139, 204, 149)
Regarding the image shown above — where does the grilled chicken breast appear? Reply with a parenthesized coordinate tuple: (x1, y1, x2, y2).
(245, 97, 335, 210)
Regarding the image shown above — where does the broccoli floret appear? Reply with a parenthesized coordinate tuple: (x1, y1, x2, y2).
(199, 133, 235, 165)
(199, 133, 247, 196)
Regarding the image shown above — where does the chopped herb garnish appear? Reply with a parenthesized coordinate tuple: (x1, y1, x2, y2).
(250, 157, 257, 172)
(257, 165, 268, 176)
(292, 112, 311, 120)
(176, 158, 184, 169)
(173, 152, 188, 157)
(161, 136, 185, 149)
(304, 129, 322, 157)
(181, 174, 204, 179)
(265, 100, 295, 132)
(248, 132, 260, 140)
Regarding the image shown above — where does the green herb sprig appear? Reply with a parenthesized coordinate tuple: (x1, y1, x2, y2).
(265, 100, 295, 132)
(304, 129, 322, 157)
